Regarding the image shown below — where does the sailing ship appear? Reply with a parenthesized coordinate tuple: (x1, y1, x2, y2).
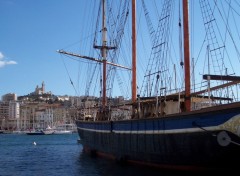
(58, 0, 240, 171)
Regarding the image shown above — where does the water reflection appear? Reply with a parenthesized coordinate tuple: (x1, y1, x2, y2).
(76, 151, 204, 176)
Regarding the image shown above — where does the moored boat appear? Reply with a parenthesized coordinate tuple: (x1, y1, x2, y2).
(53, 123, 76, 134)
(76, 102, 240, 170)
(58, 0, 240, 171)
(42, 125, 55, 135)
(26, 129, 44, 135)
(53, 130, 72, 135)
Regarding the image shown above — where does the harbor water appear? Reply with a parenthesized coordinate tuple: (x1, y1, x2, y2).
(0, 133, 215, 176)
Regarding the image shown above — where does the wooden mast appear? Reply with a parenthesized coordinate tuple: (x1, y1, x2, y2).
(102, 0, 107, 109)
(132, 0, 137, 103)
(183, 0, 191, 112)
(58, 0, 128, 114)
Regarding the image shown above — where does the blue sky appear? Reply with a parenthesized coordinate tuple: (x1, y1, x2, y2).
(0, 0, 90, 97)
(0, 0, 139, 99)
(1, 0, 240, 100)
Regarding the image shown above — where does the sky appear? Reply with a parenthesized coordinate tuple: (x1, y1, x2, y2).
(0, 0, 144, 99)
(0, 0, 91, 98)
(1, 0, 240, 100)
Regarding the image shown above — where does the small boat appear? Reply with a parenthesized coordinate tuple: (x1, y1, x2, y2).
(53, 123, 76, 134)
(26, 129, 44, 135)
(53, 130, 72, 135)
(12, 130, 26, 134)
(42, 125, 55, 135)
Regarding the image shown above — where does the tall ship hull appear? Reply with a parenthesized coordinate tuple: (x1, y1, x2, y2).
(76, 102, 240, 170)
(58, 0, 240, 172)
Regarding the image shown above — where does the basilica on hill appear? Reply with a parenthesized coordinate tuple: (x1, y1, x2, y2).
(34, 81, 45, 95)
(31, 81, 51, 95)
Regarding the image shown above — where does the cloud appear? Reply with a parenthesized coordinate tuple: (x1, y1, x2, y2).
(0, 51, 17, 68)
(0, 52, 4, 60)
(7, 60, 17, 65)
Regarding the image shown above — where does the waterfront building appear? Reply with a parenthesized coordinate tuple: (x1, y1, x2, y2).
(2, 93, 17, 102)
(0, 83, 129, 131)
(19, 102, 68, 131)
(7, 101, 21, 130)
(0, 93, 19, 130)
(52, 105, 69, 127)
(0, 102, 9, 130)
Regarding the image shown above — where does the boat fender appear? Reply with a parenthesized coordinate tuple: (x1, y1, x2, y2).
(217, 131, 231, 147)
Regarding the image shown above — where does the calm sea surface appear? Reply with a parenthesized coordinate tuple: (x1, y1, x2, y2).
(0, 133, 210, 176)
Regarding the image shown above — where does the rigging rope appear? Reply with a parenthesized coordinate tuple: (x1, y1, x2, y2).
(140, 0, 174, 97)
(106, 0, 130, 99)
(60, 54, 79, 95)
(214, 0, 240, 67)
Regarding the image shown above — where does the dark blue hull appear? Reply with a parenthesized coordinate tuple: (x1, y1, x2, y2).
(76, 102, 240, 171)
(26, 131, 44, 135)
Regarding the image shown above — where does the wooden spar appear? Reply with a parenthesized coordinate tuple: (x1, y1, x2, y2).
(183, 0, 191, 112)
(102, 0, 107, 109)
(191, 81, 240, 96)
(132, 0, 137, 103)
(57, 50, 131, 70)
(203, 74, 240, 81)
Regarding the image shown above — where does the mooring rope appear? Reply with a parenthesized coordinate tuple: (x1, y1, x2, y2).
(192, 121, 240, 146)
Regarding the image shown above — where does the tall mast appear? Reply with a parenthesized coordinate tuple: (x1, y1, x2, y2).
(183, 0, 191, 111)
(132, 0, 137, 103)
(102, 0, 107, 109)
(57, 0, 129, 113)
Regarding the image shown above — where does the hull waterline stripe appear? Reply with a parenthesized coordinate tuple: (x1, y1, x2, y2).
(78, 126, 218, 134)
(77, 114, 240, 135)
